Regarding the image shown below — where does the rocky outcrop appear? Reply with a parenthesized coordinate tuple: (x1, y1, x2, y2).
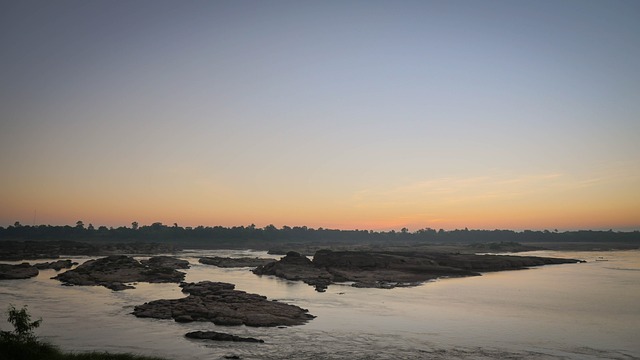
(141, 256, 190, 269)
(253, 252, 333, 291)
(254, 250, 584, 291)
(0, 263, 39, 280)
(198, 256, 276, 268)
(0, 259, 77, 280)
(53, 255, 187, 290)
(185, 331, 264, 343)
(133, 281, 315, 327)
(422, 252, 584, 272)
(34, 259, 77, 271)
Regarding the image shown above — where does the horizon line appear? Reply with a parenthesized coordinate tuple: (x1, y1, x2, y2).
(3, 221, 639, 234)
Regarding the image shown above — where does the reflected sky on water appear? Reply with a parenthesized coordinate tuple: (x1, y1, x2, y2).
(1, 250, 638, 359)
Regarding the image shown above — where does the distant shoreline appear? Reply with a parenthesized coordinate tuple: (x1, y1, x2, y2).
(1, 224, 639, 252)
(0, 237, 637, 263)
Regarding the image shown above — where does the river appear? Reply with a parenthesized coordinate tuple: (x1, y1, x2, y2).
(1, 249, 639, 359)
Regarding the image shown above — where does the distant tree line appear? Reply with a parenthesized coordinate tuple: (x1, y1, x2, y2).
(1, 221, 639, 246)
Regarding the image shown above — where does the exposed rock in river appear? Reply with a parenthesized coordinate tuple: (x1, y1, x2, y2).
(253, 252, 333, 292)
(254, 250, 584, 291)
(185, 331, 264, 343)
(0, 259, 77, 280)
(141, 256, 190, 269)
(34, 259, 77, 271)
(53, 255, 188, 290)
(133, 281, 315, 327)
(0, 262, 39, 280)
(198, 256, 276, 268)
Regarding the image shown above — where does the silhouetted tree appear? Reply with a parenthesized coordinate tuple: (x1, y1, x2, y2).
(1, 305, 41, 343)
(150, 222, 163, 230)
(1, 222, 639, 246)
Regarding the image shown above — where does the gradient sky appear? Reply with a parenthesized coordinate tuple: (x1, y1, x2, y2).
(1, 0, 639, 231)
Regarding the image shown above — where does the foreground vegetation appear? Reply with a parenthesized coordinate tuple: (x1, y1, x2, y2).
(0, 305, 166, 360)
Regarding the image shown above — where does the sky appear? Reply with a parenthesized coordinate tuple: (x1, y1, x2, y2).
(1, 0, 639, 231)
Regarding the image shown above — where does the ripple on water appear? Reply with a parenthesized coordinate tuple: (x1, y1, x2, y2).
(1, 250, 639, 360)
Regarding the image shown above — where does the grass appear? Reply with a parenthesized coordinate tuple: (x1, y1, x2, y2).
(63, 355, 166, 360)
(0, 339, 168, 360)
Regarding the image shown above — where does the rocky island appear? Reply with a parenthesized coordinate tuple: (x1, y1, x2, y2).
(185, 331, 264, 343)
(198, 256, 275, 268)
(0, 259, 77, 280)
(0, 262, 40, 280)
(254, 250, 585, 291)
(133, 281, 315, 327)
(53, 255, 189, 291)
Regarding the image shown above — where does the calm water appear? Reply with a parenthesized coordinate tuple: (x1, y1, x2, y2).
(1, 249, 639, 359)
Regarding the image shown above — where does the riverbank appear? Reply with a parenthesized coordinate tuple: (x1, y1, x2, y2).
(2, 238, 635, 263)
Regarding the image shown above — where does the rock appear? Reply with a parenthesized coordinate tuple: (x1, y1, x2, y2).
(141, 256, 190, 269)
(0, 263, 39, 280)
(185, 330, 264, 343)
(133, 281, 315, 327)
(103, 282, 135, 291)
(175, 315, 194, 323)
(423, 253, 585, 272)
(53, 255, 187, 290)
(253, 252, 333, 292)
(254, 249, 584, 291)
(213, 317, 244, 326)
(34, 259, 76, 271)
(198, 256, 276, 268)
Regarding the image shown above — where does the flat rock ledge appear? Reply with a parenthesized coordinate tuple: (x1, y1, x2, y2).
(254, 250, 585, 291)
(53, 255, 188, 290)
(198, 257, 276, 268)
(34, 259, 77, 271)
(185, 331, 264, 343)
(133, 281, 315, 327)
(0, 259, 78, 280)
(0, 263, 40, 280)
(253, 252, 334, 292)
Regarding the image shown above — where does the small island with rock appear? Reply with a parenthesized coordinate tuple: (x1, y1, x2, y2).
(0, 259, 77, 280)
(254, 250, 585, 291)
(185, 331, 264, 343)
(0, 262, 40, 280)
(53, 255, 189, 291)
(198, 256, 276, 268)
(133, 281, 315, 327)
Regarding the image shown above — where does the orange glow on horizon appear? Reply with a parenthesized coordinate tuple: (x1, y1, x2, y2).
(2, 165, 639, 232)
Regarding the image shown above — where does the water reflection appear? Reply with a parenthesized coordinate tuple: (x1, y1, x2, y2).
(1, 250, 639, 359)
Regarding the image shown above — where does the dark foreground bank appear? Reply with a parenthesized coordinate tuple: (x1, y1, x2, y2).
(1, 305, 168, 360)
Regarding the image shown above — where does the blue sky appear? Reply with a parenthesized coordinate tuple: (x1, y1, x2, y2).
(1, 0, 639, 230)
